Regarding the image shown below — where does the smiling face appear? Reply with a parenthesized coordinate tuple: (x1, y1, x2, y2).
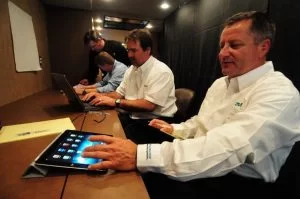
(218, 19, 270, 78)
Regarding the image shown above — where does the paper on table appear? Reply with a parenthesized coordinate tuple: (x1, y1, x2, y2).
(0, 117, 75, 144)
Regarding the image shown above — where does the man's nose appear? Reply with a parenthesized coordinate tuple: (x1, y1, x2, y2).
(219, 46, 230, 58)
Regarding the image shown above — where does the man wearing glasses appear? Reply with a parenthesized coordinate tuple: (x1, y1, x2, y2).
(75, 51, 127, 94)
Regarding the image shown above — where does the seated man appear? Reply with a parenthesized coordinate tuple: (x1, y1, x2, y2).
(83, 29, 177, 144)
(75, 51, 127, 94)
(82, 11, 300, 198)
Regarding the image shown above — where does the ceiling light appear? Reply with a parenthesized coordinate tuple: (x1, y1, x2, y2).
(95, 26, 102, 31)
(103, 15, 149, 30)
(146, 24, 153, 29)
(95, 18, 102, 23)
(105, 16, 123, 22)
(160, 3, 170, 9)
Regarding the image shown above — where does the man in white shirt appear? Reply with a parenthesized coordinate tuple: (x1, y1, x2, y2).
(82, 29, 177, 143)
(82, 11, 300, 197)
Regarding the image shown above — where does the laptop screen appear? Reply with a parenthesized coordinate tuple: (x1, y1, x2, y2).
(51, 73, 85, 110)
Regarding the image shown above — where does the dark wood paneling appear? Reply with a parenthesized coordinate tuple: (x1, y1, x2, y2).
(46, 6, 160, 86)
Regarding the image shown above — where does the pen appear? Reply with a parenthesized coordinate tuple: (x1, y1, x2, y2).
(17, 132, 31, 136)
(17, 129, 49, 136)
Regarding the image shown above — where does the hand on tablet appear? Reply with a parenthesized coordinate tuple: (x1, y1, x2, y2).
(82, 135, 137, 171)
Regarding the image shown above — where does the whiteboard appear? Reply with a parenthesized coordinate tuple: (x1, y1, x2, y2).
(8, 1, 41, 72)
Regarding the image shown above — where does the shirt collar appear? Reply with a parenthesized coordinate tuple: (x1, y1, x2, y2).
(112, 60, 117, 70)
(225, 61, 274, 92)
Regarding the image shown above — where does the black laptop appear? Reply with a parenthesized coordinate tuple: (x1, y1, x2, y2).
(51, 73, 110, 112)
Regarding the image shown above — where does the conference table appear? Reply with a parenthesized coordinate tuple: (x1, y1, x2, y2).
(0, 89, 149, 199)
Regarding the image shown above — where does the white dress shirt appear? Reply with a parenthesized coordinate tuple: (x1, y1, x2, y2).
(116, 56, 177, 119)
(137, 61, 300, 182)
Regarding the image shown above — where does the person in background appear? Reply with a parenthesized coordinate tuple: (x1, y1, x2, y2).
(74, 51, 127, 94)
(82, 29, 177, 144)
(79, 30, 130, 85)
(81, 11, 300, 197)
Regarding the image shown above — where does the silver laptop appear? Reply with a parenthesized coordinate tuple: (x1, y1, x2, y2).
(51, 73, 110, 112)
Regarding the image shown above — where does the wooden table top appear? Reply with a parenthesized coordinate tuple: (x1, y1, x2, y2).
(0, 89, 149, 199)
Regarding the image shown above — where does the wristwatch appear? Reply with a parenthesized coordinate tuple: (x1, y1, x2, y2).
(115, 99, 121, 108)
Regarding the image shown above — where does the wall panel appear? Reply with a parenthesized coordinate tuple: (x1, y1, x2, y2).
(0, 0, 51, 107)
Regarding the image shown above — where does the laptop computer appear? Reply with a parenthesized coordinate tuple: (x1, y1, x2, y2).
(51, 73, 110, 112)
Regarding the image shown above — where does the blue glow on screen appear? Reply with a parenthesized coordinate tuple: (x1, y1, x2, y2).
(49, 133, 104, 166)
(71, 136, 102, 164)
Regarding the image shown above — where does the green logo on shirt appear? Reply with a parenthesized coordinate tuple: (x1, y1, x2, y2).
(235, 102, 243, 107)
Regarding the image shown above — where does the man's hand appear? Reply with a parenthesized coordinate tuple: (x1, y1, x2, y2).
(149, 119, 174, 134)
(82, 135, 137, 171)
(79, 79, 89, 85)
(90, 95, 115, 106)
(74, 87, 85, 95)
(82, 92, 101, 101)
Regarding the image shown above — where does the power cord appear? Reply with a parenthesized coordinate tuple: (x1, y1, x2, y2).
(89, 111, 107, 124)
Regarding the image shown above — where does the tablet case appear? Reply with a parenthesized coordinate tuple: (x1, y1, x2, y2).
(22, 162, 49, 178)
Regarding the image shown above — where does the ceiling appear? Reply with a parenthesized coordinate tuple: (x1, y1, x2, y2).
(41, 0, 191, 32)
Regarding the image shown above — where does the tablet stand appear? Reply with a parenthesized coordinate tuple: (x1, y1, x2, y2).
(22, 162, 49, 178)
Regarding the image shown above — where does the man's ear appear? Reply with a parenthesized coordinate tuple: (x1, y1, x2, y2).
(259, 39, 271, 58)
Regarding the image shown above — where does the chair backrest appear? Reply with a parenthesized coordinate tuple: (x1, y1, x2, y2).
(273, 141, 300, 197)
(174, 88, 195, 122)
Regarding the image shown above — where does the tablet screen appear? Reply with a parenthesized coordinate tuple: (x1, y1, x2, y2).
(35, 130, 107, 171)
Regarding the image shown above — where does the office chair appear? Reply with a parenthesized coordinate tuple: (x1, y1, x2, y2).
(174, 88, 195, 122)
(271, 141, 300, 197)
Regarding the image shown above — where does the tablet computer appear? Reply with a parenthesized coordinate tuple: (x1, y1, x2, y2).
(34, 129, 108, 173)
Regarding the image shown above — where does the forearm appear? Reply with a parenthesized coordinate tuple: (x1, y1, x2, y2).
(97, 82, 119, 93)
(137, 133, 252, 182)
(118, 99, 156, 112)
(85, 88, 97, 93)
(85, 84, 97, 89)
(172, 115, 206, 139)
(101, 91, 123, 99)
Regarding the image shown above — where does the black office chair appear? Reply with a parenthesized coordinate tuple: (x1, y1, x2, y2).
(174, 88, 195, 123)
(271, 141, 300, 197)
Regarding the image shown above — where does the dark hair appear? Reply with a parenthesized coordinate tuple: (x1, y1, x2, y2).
(83, 30, 102, 44)
(125, 29, 152, 54)
(94, 51, 114, 66)
(224, 11, 276, 46)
